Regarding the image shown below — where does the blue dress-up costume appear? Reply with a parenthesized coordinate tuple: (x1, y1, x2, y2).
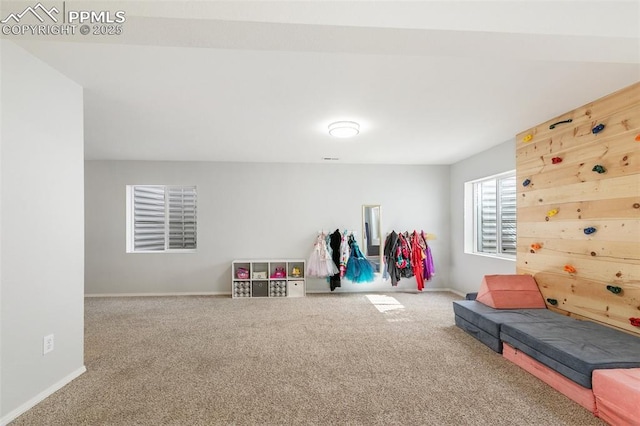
(345, 235, 375, 283)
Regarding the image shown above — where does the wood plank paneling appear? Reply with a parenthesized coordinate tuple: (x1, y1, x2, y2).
(516, 83, 640, 145)
(522, 272, 640, 334)
(517, 219, 640, 243)
(518, 174, 640, 207)
(517, 236, 640, 263)
(516, 105, 640, 160)
(517, 198, 640, 222)
(516, 81, 640, 335)
(518, 251, 640, 282)
(517, 130, 640, 191)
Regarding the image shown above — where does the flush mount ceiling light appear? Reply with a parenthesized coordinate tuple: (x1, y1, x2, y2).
(328, 121, 360, 138)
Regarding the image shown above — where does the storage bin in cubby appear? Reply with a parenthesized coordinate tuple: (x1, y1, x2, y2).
(288, 280, 305, 298)
(232, 281, 251, 298)
(270, 280, 287, 297)
(252, 281, 269, 297)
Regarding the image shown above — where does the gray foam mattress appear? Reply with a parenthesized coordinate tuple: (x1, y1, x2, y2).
(501, 319, 640, 388)
(454, 314, 503, 353)
(453, 300, 562, 339)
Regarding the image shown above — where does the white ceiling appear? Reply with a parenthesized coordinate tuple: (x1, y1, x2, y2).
(5, 1, 640, 164)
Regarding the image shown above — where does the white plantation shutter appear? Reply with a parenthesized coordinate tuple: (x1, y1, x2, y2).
(168, 186, 197, 249)
(475, 173, 516, 256)
(133, 186, 166, 251)
(499, 176, 517, 255)
(477, 180, 498, 253)
(130, 185, 197, 252)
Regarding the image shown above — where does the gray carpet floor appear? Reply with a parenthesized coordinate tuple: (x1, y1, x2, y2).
(11, 292, 604, 425)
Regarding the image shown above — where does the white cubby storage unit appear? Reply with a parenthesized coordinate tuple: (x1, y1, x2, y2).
(232, 260, 306, 298)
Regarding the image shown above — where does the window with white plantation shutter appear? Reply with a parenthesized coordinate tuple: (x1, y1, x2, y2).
(127, 185, 197, 252)
(472, 172, 516, 258)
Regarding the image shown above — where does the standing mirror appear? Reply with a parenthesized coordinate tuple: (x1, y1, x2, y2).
(362, 205, 382, 272)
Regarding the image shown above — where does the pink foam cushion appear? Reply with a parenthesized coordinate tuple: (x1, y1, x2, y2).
(476, 274, 546, 309)
(592, 369, 640, 426)
(503, 343, 596, 413)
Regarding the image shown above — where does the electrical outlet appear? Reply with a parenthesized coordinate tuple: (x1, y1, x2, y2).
(43, 334, 54, 355)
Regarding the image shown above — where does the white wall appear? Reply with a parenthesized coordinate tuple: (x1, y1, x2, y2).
(0, 41, 85, 422)
(85, 161, 450, 294)
(449, 139, 517, 295)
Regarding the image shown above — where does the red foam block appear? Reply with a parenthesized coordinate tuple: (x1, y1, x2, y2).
(476, 274, 546, 309)
(593, 368, 640, 426)
(502, 343, 596, 413)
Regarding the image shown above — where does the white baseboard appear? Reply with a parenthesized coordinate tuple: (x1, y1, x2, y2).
(86, 289, 466, 298)
(1, 366, 86, 426)
(85, 291, 228, 297)
(306, 287, 464, 295)
(446, 288, 467, 297)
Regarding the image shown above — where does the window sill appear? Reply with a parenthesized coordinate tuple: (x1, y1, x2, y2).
(464, 251, 516, 262)
(127, 249, 197, 254)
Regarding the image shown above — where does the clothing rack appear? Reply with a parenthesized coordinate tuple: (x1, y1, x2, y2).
(385, 230, 436, 240)
(317, 229, 357, 236)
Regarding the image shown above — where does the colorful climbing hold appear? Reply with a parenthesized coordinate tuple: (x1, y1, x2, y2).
(606, 285, 622, 294)
(547, 209, 559, 217)
(630, 318, 640, 327)
(549, 119, 573, 129)
(563, 265, 576, 274)
(547, 298, 558, 306)
(522, 179, 531, 187)
(592, 165, 606, 174)
(530, 243, 542, 251)
(584, 227, 596, 235)
(636, 134, 640, 142)
(592, 124, 605, 134)
(551, 157, 563, 164)
(523, 134, 533, 143)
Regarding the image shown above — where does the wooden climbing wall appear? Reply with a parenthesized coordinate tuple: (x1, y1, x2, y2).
(516, 82, 640, 335)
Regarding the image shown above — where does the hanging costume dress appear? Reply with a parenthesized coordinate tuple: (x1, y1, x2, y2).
(422, 230, 435, 281)
(411, 230, 426, 291)
(329, 229, 342, 291)
(397, 232, 414, 279)
(307, 232, 339, 277)
(383, 231, 401, 286)
(345, 235, 375, 283)
(339, 230, 350, 277)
